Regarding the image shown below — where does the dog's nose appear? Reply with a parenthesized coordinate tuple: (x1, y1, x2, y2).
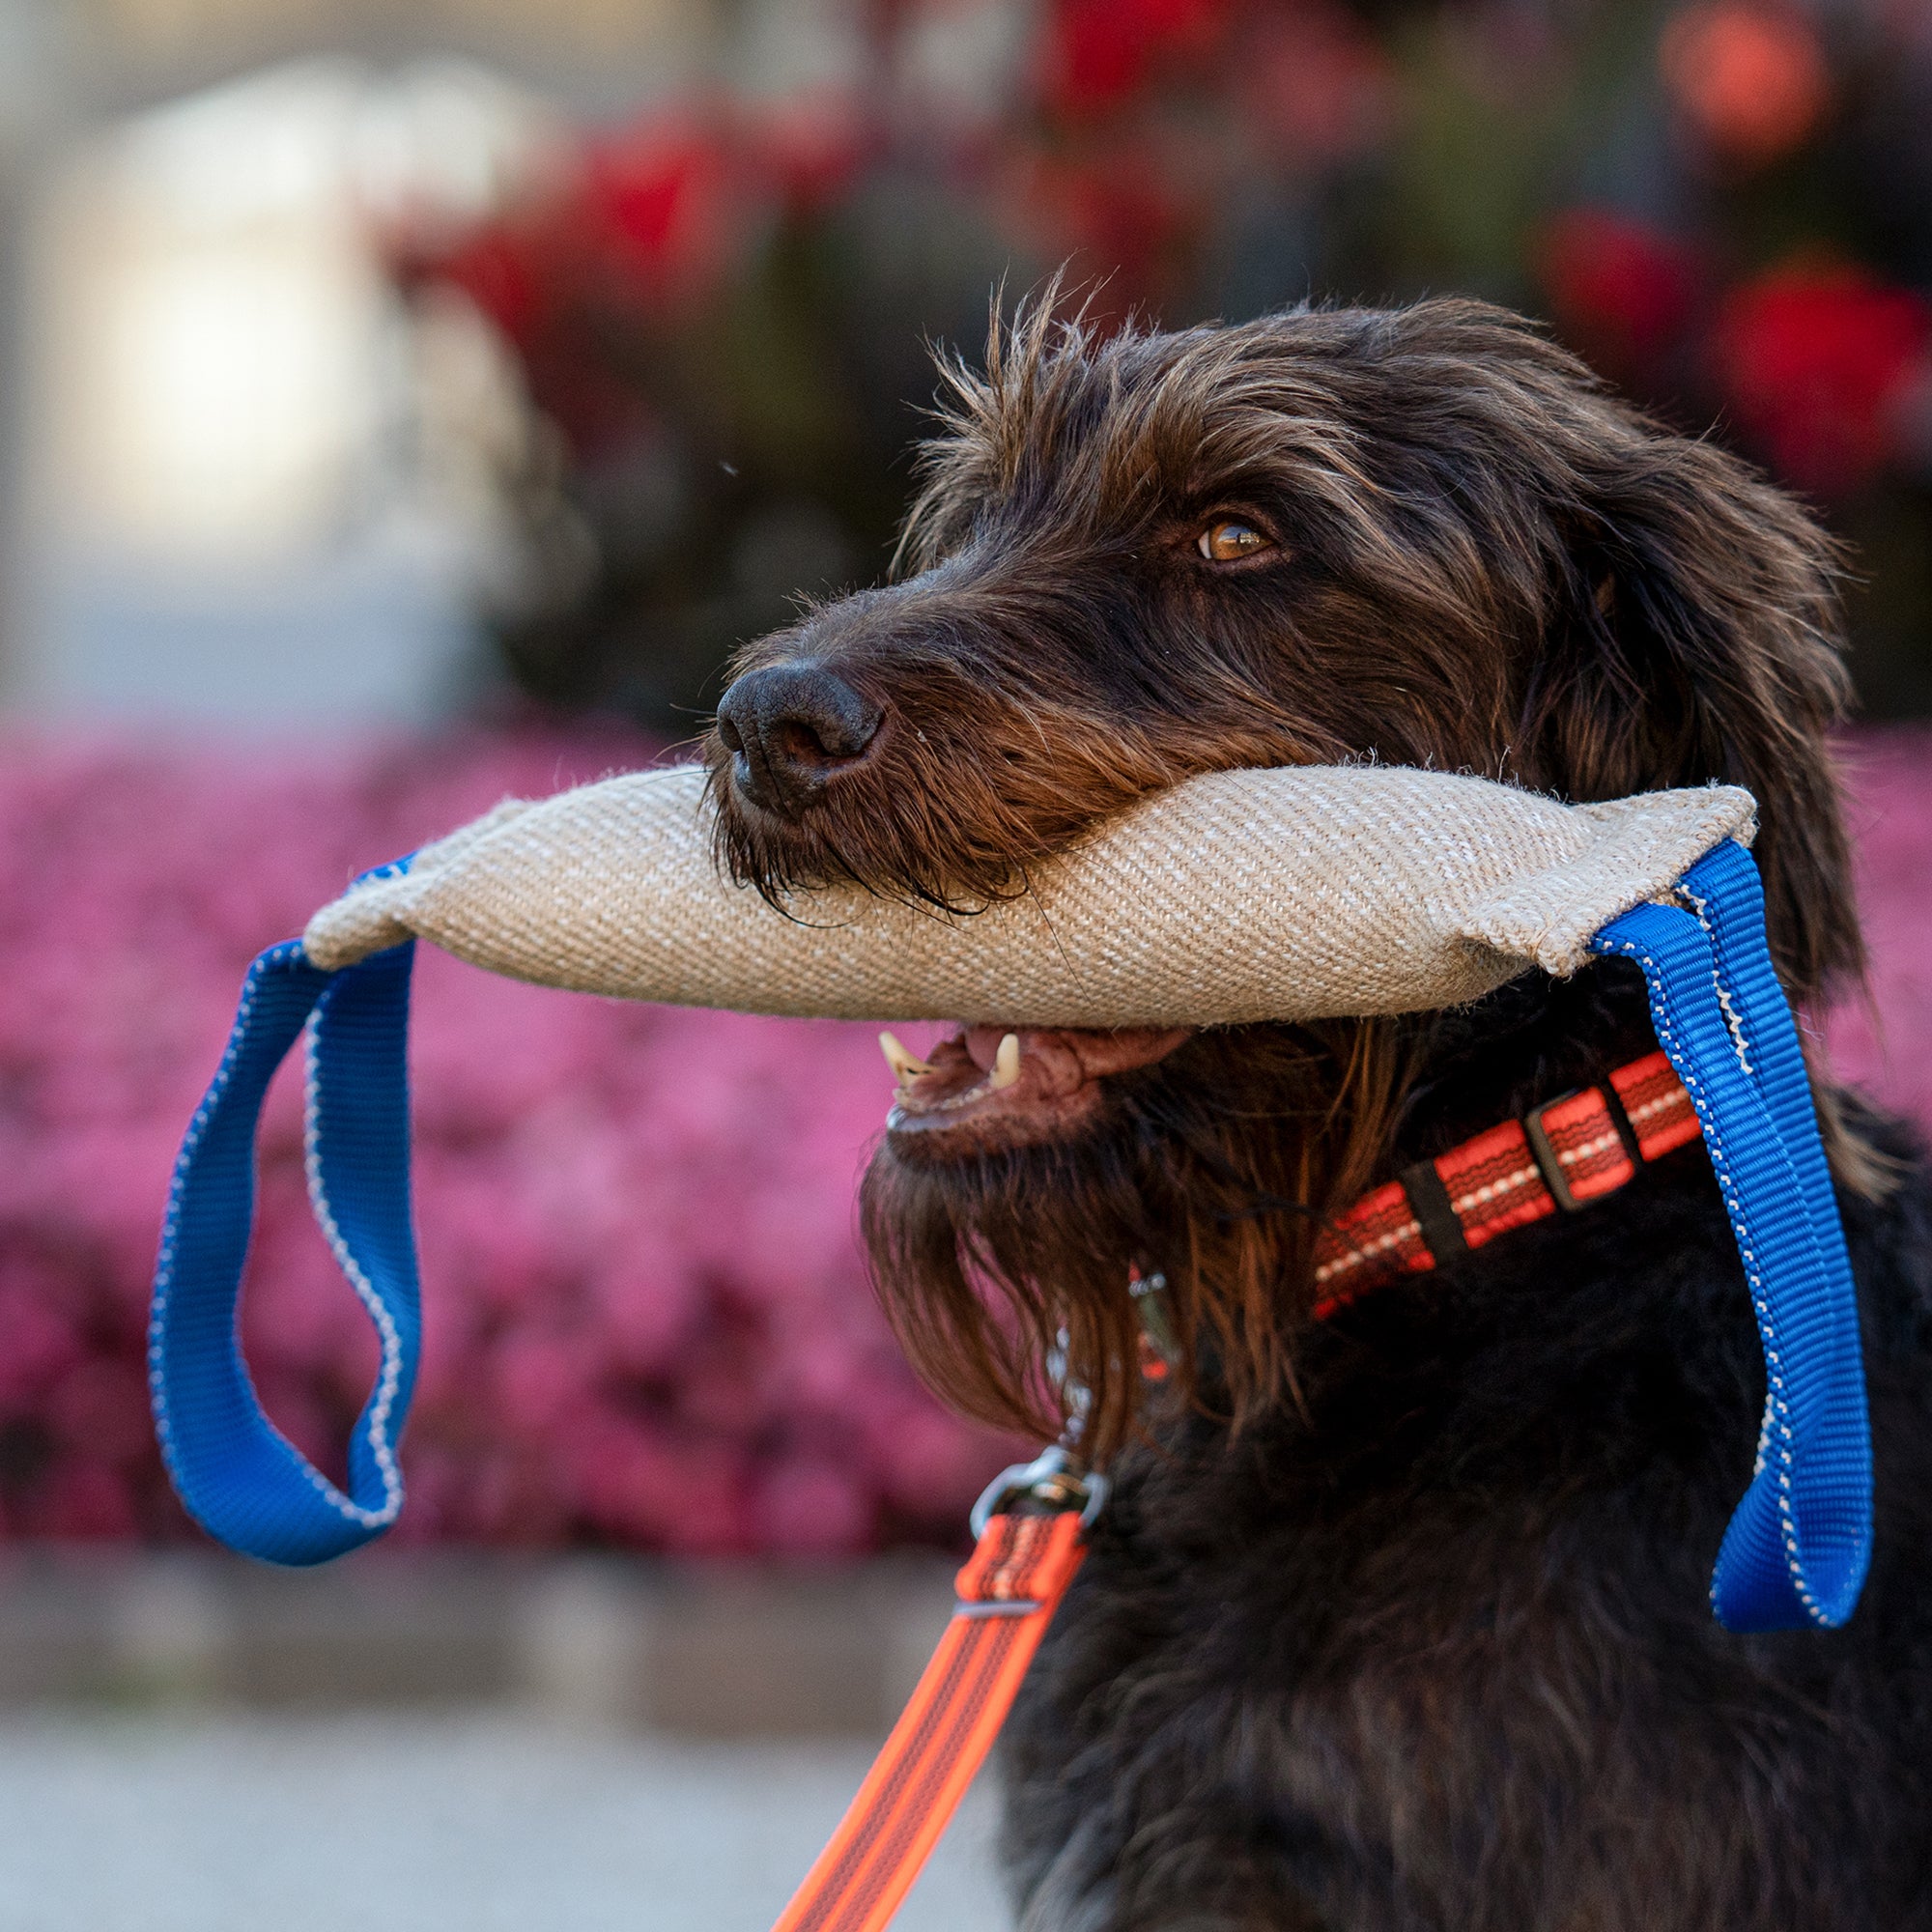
(716, 663, 883, 815)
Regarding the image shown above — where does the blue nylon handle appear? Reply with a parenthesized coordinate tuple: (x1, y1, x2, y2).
(149, 910, 420, 1566)
(1593, 843, 1872, 1631)
(1680, 839, 1872, 1627)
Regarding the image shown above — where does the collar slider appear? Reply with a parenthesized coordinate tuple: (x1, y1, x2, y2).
(1522, 1089, 1589, 1211)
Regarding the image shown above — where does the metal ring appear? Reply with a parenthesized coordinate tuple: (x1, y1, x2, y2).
(969, 1446, 1111, 1538)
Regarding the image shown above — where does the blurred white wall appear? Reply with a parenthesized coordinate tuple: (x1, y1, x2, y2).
(0, 0, 896, 725)
(12, 57, 555, 724)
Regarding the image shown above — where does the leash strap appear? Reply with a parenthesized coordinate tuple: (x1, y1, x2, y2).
(1592, 840, 1872, 1630)
(769, 1511, 1085, 1932)
(149, 869, 421, 1566)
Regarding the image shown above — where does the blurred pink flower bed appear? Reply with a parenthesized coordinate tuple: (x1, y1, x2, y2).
(0, 727, 1926, 1553)
(0, 728, 1010, 1555)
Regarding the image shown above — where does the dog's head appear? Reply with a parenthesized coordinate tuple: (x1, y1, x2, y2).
(702, 295, 1857, 1452)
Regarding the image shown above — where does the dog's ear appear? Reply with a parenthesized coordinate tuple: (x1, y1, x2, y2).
(1510, 423, 1858, 1009)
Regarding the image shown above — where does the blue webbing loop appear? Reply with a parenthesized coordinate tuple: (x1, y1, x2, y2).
(149, 866, 420, 1566)
(1593, 839, 1872, 1631)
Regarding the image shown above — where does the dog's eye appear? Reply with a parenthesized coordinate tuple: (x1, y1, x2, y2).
(1197, 520, 1272, 562)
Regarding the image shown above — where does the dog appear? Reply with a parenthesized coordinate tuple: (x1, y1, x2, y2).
(704, 296, 1932, 1929)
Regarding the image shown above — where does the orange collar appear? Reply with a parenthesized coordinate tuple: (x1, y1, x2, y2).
(1311, 1048, 1702, 1321)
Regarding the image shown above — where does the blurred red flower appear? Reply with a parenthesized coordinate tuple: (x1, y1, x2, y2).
(1712, 263, 1932, 496)
(582, 114, 751, 308)
(1037, 0, 1232, 121)
(1243, 2, 1391, 167)
(396, 94, 875, 462)
(1660, 2, 1832, 168)
(1012, 148, 1196, 313)
(410, 223, 554, 354)
(1537, 209, 1701, 381)
(748, 89, 869, 214)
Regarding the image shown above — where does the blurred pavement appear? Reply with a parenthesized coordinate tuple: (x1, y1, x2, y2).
(0, 1712, 1008, 1932)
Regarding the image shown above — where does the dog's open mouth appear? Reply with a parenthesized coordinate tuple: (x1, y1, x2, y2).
(881, 1023, 1192, 1154)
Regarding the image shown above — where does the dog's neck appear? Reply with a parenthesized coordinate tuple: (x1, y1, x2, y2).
(1389, 957, 1662, 1172)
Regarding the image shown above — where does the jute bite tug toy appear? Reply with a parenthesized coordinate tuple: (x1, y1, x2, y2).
(299, 761, 1756, 1021)
(152, 761, 1872, 1932)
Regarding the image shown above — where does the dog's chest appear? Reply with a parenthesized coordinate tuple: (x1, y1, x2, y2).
(995, 1166, 1932, 1929)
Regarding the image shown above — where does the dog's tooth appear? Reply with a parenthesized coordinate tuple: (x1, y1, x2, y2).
(879, 1031, 934, 1084)
(988, 1032, 1022, 1092)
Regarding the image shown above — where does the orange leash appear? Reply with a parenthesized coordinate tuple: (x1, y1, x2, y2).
(768, 1508, 1087, 1932)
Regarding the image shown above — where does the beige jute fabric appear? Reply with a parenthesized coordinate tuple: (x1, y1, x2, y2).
(300, 764, 1755, 1028)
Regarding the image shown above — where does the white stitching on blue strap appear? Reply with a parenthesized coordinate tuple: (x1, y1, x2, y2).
(147, 941, 288, 1496)
(1602, 931, 1815, 1623)
(300, 1015, 404, 1530)
(1678, 877, 1755, 1078)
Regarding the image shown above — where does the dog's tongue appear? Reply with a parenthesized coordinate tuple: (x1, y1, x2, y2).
(882, 1022, 1190, 1153)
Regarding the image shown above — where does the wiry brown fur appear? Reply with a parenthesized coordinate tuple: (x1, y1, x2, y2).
(707, 293, 1861, 1458)
(703, 294, 1932, 1930)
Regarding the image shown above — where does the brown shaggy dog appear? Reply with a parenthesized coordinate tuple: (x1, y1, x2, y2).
(706, 298, 1932, 1929)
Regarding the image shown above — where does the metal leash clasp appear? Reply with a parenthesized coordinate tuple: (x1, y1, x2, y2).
(970, 1443, 1110, 1538)
(968, 1271, 1177, 1540)
(971, 1315, 1111, 1536)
